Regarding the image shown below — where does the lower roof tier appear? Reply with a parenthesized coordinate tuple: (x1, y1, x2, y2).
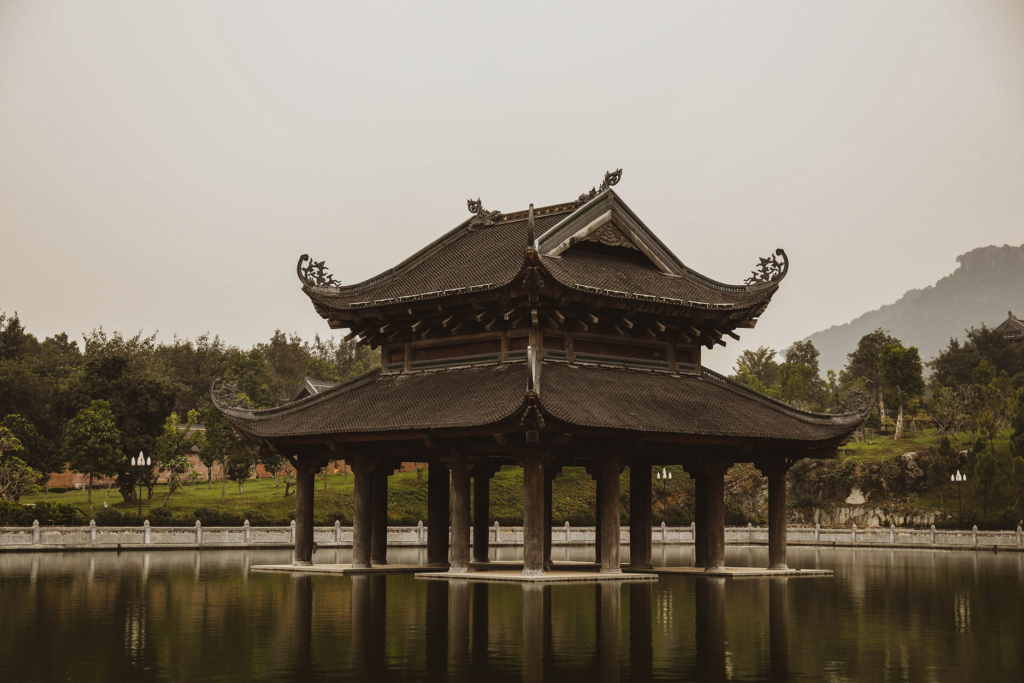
(217, 361, 868, 449)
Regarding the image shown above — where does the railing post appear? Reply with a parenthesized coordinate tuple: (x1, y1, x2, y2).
(1018, 525, 1022, 547)
(890, 524, 896, 544)
(89, 519, 97, 545)
(814, 523, 820, 542)
(972, 525, 978, 546)
(661, 521, 667, 543)
(195, 520, 202, 546)
(243, 519, 251, 544)
(564, 520, 570, 545)
(931, 525, 936, 545)
(747, 522, 753, 543)
(32, 520, 40, 545)
(690, 521, 695, 544)
(494, 520, 500, 544)
(144, 519, 151, 545)
(851, 523, 857, 544)
(290, 519, 296, 545)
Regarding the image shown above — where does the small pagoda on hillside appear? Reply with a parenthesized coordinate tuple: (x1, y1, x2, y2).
(213, 170, 869, 576)
(996, 311, 1024, 343)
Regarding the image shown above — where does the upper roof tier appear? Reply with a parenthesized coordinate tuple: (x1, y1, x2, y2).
(298, 172, 789, 331)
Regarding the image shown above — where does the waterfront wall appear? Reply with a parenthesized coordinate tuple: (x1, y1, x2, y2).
(1, 520, 1022, 552)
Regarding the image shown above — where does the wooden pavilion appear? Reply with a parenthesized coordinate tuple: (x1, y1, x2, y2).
(213, 171, 869, 577)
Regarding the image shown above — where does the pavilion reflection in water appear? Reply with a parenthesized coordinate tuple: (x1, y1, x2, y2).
(289, 574, 792, 682)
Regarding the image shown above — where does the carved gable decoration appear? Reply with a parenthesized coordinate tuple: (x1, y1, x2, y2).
(579, 222, 637, 251)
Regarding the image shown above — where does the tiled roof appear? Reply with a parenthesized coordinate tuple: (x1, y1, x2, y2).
(538, 364, 863, 442)
(224, 361, 863, 444)
(305, 208, 774, 313)
(224, 364, 529, 438)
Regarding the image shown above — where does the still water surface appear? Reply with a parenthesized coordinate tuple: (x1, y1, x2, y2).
(1, 545, 1022, 682)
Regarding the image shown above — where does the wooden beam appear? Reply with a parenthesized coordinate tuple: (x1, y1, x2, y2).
(620, 315, 634, 329)
(441, 315, 455, 328)
(725, 330, 741, 341)
(503, 308, 517, 321)
(586, 313, 599, 325)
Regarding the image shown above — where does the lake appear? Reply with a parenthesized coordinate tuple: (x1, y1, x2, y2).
(1, 546, 1021, 682)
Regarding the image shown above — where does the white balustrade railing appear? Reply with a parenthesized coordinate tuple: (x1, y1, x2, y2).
(1, 520, 1021, 551)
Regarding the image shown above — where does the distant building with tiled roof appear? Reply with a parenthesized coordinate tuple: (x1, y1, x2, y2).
(995, 311, 1024, 342)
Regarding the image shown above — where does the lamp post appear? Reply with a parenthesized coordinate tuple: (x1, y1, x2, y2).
(951, 470, 967, 523)
(656, 467, 672, 497)
(131, 451, 151, 519)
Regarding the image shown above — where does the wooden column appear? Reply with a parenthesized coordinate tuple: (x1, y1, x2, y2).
(599, 454, 622, 574)
(293, 459, 315, 566)
(371, 465, 389, 566)
(629, 461, 652, 569)
(705, 462, 726, 571)
(523, 444, 545, 576)
(767, 461, 789, 570)
(693, 471, 708, 568)
(351, 456, 372, 569)
(449, 452, 471, 573)
(427, 460, 450, 568)
(473, 468, 491, 564)
(543, 471, 553, 570)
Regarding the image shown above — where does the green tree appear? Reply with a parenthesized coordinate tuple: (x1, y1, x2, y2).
(733, 347, 780, 388)
(845, 329, 900, 426)
(0, 415, 62, 495)
(0, 426, 40, 502)
(771, 341, 828, 411)
(152, 411, 201, 507)
(929, 436, 954, 506)
(880, 343, 925, 439)
(971, 439, 999, 514)
(1007, 392, 1024, 511)
(224, 348, 279, 409)
(54, 331, 179, 501)
(62, 400, 122, 516)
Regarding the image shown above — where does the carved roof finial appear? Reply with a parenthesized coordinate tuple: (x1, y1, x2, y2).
(210, 378, 254, 413)
(576, 168, 623, 207)
(297, 254, 340, 288)
(744, 248, 789, 286)
(467, 198, 502, 229)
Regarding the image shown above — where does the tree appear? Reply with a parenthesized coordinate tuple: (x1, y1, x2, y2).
(880, 343, 925, 439)
(63, 400, 122, 516)
(733, 347, 780, 387)
(772, 341, 828, 411)
(929, 436, 954, 506)
(152, 411, 201, 507)
(845, 329, 899, 426)
(196, 403, 254, 499)
(223, 348, 279, 409)
(0, 415, 62, 494)
(971, 439, 999, 514)
(0, 426, 40, 501)
(1009, 391, 1024, 511)
(53, 331, 179, 501)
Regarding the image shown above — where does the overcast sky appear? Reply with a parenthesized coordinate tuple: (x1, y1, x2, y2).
(2, 1, 1022, 373)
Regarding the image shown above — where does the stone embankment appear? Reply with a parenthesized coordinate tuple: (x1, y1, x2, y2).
(2, 520, 1021, 553)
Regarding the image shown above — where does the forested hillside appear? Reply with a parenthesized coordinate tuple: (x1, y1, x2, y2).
(804, 244, 1024, 373)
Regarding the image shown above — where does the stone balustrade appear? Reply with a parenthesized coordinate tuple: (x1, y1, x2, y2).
(1, 519, 1021, 552)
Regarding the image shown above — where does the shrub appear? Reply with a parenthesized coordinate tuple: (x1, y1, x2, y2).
(147, 508, 176, 526)
(47, 488, 67, 495)
(0, 501, 85, 526)
(724, 501, 750, 526)
(93, 507, 124, 526)
(243, 508, 271, 526)
(193, 507, 242, 527)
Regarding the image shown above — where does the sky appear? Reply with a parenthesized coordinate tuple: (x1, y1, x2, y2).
(1, 1, 1023, 374)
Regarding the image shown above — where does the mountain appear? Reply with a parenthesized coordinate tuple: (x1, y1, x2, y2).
(803, 244, 1024, 374)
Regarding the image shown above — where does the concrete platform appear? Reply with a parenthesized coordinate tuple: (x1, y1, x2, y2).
(251, 563, 437, 575)
(640, 566, 832, 578)
(415, 569, 657, 584)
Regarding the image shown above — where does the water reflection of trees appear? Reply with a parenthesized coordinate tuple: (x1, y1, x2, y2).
(1, 549, 1022, 681)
